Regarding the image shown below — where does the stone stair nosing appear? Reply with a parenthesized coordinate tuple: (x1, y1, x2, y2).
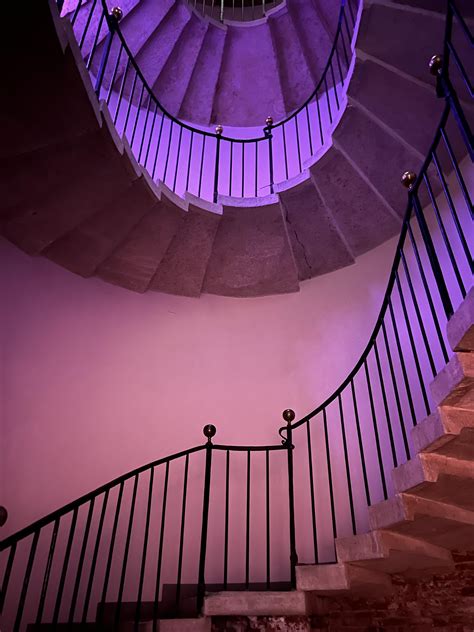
(178, 22, 227, 126)
(203, 590, 309, 617)
(296, 560, 393, 596)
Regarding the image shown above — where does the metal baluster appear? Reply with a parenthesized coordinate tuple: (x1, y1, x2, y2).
(106, 44, 124, 105)
(441, 127, 472, 214)
(338, 394, 356, 534)
(241, 143, 245, 197)
(400, 249, 437, 377)
(406, 221, 449, 363)
(79, 0, 98, 50)
(282, 125, 289, 180)
(223, 450, 230, 589)
(305, 105, 313, 156)
(0, 543, 16, 614)
(123, 72, 139, 137)
(315, 90, 324, 146)
(82, 490, 110, 623)
(395, 270, 431, 416)
(152, 115, 166, 180)
(423, 174, 466, 299)
(138, 96, 153, 163)
(283, 410, 298, 587)
(245, 449, 251, 589)
(86, 11, 105, 70)
(186, 131, 195, 193)
(172, 126, 183, 192)
(153, 462, 170, 631)
(198, 135, 206, 198)
(381, 320, 411, 461)
(198, 425, 215, 611)
(14, 531, 40, 632)
(144, 104, 159, 169)
(364, 358, 388, 500)
(350, 380, 371, 506)
(265, 449, 271, 587)
(214, 128, 223, 203)
(115, 475, 139, 629)
(229, 141, 234, 196)
(163, 121, 174, 184)
(114, 58, 130, 125)
(305, 421, 318, 563)
(330, 61, 340, 110)
(295, 116, 302, 172)
(324, 77, 333, 125)
(94, 24, 114, 96)
(98, 483, 124, 620)
(176, 454, 190, 612)
(374, 339, 398, 467)
(69, 499, 95, 623)
(339, 28, 350, 70)
(335, 47, 345, 87)
(71, 0, 84, 26)
(323, 409, 337, 547)
(135, 468, 155, 630)
(431, 151, 472, 268)
(388, 298, 417, 427)
(254, 141, 258, 197)
(53, 508, 79, 625)
(347, 0, 356, 26)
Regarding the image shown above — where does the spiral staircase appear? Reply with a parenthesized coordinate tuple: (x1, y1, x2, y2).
(1, 0, 473, 629)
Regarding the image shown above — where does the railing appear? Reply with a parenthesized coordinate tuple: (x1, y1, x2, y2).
(0, 425, 296, 630)
(189, 0, 284, 23)
(60, 0, 361, 202)
(280, 0, 473, 563)
(0, 0, 473, 629)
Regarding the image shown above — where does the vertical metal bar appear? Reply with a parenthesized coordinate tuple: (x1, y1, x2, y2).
(130, 83, 146, 148)
(69, 499, 95, 623)
(82, 490, 109, 623)
(123, 72, 139, 136)
(135, 468, 155, 629)
(254, 141, 258, 197)
(114, 58, 131, 125)
(163, 121, 174, 183)
(106, 44, 124, 105)
(324, 77, 333, 124)
(241, 143, 245, 197)
(138, 97, 153, 164)
(144, 104, 159, 170)
(176, 454, 190, 612)
(13, 531, 40, 632)
(197, 440, 213, 611)
(350, 380, 371, 506)
(86, 11, 106, 70)
(364, 358, 388, 500)
(71, 0, 84, 26)
(338, 393, 356, 534)
(315, 91, 324, 146)
(79, 0, 98, 50)
(198, 135, 206, 198)
(153, 462, 170, 631)
(214, 135, 221, 203)
(305, 105, 313, 156)
(186, 131, 194, 193)
(381, 320, 411, 461)
(229, 141, 234, 196)
(330, 61, 340, 110)
(265, 449, 271, 588)
(285, 424, 298, 588)
(98, 482, 124, 619)
(412, 191, 454, 318)
(94, 29, 114, 96)
(305, 421, 318, 563)
(152, 115, 166, 180)
(323, 409, 337, 545)
(114, 475, 139, 628)
(395, 270, 431, 416)
(282, 125, 289, 180)
(53, 508, 78, 625)
(374, 339, 398, 467)
(245, 450, 251, 589)
(295, 116, 302, 172)
(0, 544, 16, 614)
(440, 127, 472, 214)
(173, 126, 184, 192)
(268, 134, 274, 195)
(223, 450, 230, 590)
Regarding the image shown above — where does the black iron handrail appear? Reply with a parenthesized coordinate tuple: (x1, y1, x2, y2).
(60, 0, 360, 200)
(188, 0, 285, 23)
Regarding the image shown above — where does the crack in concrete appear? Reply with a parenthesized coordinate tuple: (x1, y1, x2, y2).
(282, 199, 313, 275)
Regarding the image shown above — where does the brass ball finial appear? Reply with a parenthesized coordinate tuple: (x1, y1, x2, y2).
(110, 6, 123, 20)
(429, 54, 443, 76)
(265, 116, 273, 127)
(282, 409, 296, 423)
(401, 171, 417, 189)
(203, 424, 217, 442)
(215, 124, 223, 136)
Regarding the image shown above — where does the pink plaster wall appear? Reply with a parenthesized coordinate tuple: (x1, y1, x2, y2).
(1, 232, 394, 538)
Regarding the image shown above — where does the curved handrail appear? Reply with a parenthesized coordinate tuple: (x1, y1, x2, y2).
(187, 0, 285, 24)
(64, 0, 361, 200)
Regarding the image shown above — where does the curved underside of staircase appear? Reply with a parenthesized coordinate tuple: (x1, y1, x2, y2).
(1, 0, 472, 298)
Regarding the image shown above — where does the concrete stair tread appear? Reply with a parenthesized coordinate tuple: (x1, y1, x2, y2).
(430, 352, 474, 410)
(333, 103, 420, 216)
(279, 178, 355, 280)
(393, 451, 474, 510)
(447, 287, 474, 352)
(149, 204, 221, 297)
(310, 147, 401, 257)
(43, 177, 156, 277)
(335, 529, 454, 575)
(203, 590, 307, 616)
(411, 407, 474, 458)
(296, 561, 392, 596)
(96, 195, 186, 292)
(368, 492, 474, 549)
(202, 201, 299, 297)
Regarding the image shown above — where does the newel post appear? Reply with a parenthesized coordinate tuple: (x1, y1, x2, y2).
(282, 409, 298, 588)
(197, 424, 216, 612)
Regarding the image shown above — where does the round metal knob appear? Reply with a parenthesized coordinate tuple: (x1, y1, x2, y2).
(110, 6, 123, 20)
(265, 116, 273, 127)
(282, 409, 296, 423)
(429, 54, 443, 76)
(401, 171, 417, 189)
(215, 125, 223, 136)
(0, 506, 7, 527)
(203, 424, 217, 441)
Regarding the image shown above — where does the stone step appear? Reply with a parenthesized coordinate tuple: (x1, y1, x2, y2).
(309, 147, 400, 258)
(27, 618, 210, 631)
(411, 407, 474, 458)
(44, 177, 156, 277)
(336, 528, 453, 575)
(447, 287, 474, 353)
(202, 199, 299, 297)
(368, 492, 474, 550)
(296, 561, 392, 596)
(392, 452, 474, 510)
(203, 591, 308, 617)
(430, 352, 474, 410)
(278, 177, 355, 281)
(287, 0, 333, 80)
